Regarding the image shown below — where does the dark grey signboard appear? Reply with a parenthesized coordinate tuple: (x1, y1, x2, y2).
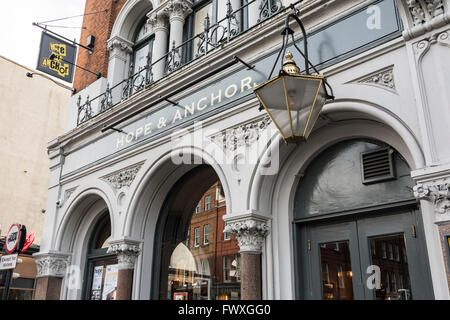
(36, 32, 77, 83)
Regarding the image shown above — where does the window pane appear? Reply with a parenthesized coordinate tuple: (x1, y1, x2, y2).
(319, 241, 354, 300)
(162, 181, 240, 300)
(369, 234, 412, 300)
(193, 2, 213, 56)
(89, 259, 118, 300)
(204, 224, 210, 244)
(133, 41, 152, 76)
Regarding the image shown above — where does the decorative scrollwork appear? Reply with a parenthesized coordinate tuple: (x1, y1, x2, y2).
(100, 83, 113, 112)
(165, 41, 182, 74)
(77, 95, 92, 125)
(145, 53, 154, 86)
(258, 0, 284, 23)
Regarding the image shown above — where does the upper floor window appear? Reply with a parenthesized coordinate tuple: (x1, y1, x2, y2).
(205, 196, 211, 211)
(132, 18, 154, 86)
(203, 224, 210, 244)
(194, 227, 200, 247)
(195, 201, 201, 213)
(185, 0, 216, 60)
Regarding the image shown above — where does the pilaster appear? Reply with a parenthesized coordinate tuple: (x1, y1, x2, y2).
(106, 35, 133, 98)
(147, 11, 170, 80)
(224, 213, 270, 300)
(33, 251, 71, 300)
(107, 238, 142, 300)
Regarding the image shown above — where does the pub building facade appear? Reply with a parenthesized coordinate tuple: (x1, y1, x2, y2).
(34, 0, 450, 300)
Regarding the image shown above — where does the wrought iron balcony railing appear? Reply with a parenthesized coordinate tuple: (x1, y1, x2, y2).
(77, 0, 293, 126)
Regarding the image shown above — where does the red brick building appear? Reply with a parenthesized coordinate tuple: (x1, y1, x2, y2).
(169, 181, 241, 300)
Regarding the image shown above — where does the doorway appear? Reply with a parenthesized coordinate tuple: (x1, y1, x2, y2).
(298, 209, 433, 300)
(292, 139, 434, 300)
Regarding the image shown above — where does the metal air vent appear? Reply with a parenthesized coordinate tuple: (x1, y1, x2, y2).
(361, 147, 396, 184)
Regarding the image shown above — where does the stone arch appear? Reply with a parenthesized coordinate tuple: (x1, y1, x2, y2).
(110, 0, 157, 41)
(247, 99, 426, 299)
(249, 99, 425, 216)
(123, 146, 232, 299)
(54, 186, 115, 299)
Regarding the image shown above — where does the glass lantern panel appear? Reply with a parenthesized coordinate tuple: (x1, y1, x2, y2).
(284, 76, 322, 138)
(304, 82, 327, 138)
(256, 77, 292, 138)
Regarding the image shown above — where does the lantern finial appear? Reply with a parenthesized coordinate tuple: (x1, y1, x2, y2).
(282, 51, 300, 75)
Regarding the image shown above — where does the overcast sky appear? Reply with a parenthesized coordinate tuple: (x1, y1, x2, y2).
(0, 1, 86, 71)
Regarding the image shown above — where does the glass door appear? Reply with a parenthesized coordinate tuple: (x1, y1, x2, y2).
(304, 220, 365, 299)
(357, 210, 434, 300)
(301, 210, 434, 300)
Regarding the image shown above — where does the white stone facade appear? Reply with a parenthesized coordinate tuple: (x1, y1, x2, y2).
(38, 0, 450, 300)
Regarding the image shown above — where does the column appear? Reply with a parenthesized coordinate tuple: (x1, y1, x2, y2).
(107, 239, 141, 300)
(413, 178, 450, 298)
(147, 12, 169, 81)
(165, 0, 192, 69)
(33, 252, 71, 300)
(106, 35, 133, 102)
(224, 216, 270, 300)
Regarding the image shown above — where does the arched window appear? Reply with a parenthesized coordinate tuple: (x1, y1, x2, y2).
(130, 17, 154, 90)
(83, 213, 117, 300)
(154, 166, 241, 300)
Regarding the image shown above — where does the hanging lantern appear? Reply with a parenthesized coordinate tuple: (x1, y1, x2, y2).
(254, 10, 334, 143)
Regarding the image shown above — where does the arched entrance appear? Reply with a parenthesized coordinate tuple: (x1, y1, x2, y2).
(151, 165, 241, 300)
(293, 139, 434, 300)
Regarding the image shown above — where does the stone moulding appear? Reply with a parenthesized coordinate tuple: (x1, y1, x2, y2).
(209, 115, 272, 152)
(396, 0, 449, 40)
(349, 66, 397, 93)
(100, 162, 144, 191)
(414, 182, 450, 214)
(34, 252, 71, 278)
(224, 217, 270, 253)
(107, 240, 141, 270)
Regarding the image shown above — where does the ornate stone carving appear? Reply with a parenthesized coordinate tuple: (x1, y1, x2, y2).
(163, 0, 193, 21)
(100, 163, 143, 191)
(64, 186, 77, 202)
(351, 66, 396, 93)
(107, 36, 133, 54)
(107, 36, 133, 61)
(414, 182, 450, 214)
(397, 0, 448, 40)
(224, 218, 270, 253)
(107, 240, 141, 270)
(209, 116, 272, 152)
(147, 12, 169, 32)
(405, 0, 445, 26)
(34, 252, 71, 278)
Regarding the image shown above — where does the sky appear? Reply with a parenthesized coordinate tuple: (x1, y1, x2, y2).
(0, 1, 86, 71)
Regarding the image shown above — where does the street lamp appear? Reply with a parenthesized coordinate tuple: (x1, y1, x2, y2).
(254, 11, 335, 144)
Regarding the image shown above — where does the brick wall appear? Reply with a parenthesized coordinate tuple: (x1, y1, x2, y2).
(73, 0, 127, 91)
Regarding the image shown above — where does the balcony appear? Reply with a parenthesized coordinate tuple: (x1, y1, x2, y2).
(76, 0, 295, 126)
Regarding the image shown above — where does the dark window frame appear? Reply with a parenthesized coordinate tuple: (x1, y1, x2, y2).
(131, 17, 155, 79)
(82, 212, 116, 300)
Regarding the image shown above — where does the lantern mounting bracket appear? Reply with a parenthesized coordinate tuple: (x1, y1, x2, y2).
(267, 8, 335, 101)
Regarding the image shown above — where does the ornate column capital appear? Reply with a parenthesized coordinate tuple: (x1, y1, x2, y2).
(163, 0, 193, 22)
(414, 181, 450, 215)
(106, 36, 133, 60)
(33, 251, 71, 278)
(147, 11, 170, 33)
(107, 238, 141, 270)
(395, 0, 449, 40)
(224, 215, 270, 253)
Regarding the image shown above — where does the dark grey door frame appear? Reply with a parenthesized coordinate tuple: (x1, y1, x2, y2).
(294, 204, 434, 300)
